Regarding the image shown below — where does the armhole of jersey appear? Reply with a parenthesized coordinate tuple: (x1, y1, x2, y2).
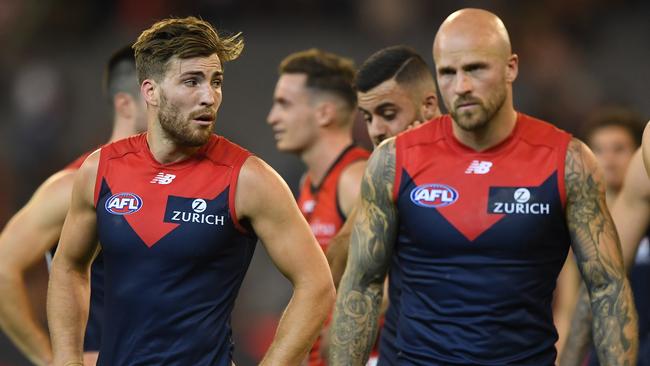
(228, 152, 252, 235)
(392, 138, 403, 203)
(557, 133, 572, 209)
(93, 148, 107, 208)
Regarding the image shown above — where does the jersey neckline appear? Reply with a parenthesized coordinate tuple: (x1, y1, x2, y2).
(141, 133, 217, 170)
(442, 112, 523, 158)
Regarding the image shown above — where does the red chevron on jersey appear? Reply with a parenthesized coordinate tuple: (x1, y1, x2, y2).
(394, 113, 570, 242)
(94, 133, 250, 247)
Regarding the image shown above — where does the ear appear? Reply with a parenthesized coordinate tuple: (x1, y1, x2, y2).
(315, 101, 338, 128)
(505, 54, 519, 83)
(141, 79, 159, 107)
(113, 92, 134, 119)
(420, 92, 439, 121)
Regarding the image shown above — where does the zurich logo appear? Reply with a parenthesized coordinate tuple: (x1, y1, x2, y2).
(410, 184, 459, 208)
(105, 192, 143, 215)
(192, 199, 207, 213)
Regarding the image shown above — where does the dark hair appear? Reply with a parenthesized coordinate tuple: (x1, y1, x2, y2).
(132, 16, 243, 83)
(103, 45, 139, 101)
(279, 48, 356, 108)
(583, 106, 644, 147)
(356, 45, 433, 92)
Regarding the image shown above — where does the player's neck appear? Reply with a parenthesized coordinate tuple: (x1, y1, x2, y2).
(146, 123, 203, 164)
(108, 117, 138, 143)
(451, 103, 517, 152)
(302, 134, 353, 186)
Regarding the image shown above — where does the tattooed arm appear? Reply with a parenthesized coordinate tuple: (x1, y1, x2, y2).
(560, 138, 637, 366)
(328, 139, 398, 365)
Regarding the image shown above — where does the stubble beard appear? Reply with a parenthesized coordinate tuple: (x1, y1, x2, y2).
(158, 93, 212, 147)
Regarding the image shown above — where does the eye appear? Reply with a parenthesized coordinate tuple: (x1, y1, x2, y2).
(212, 78, 223, 88)
(184, 79, 198, 87)
(381, 110, 397, 121)
(362, 112, 371, 124)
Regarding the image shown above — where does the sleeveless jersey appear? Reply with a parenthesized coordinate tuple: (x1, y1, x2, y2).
(297, 145, 370, 251)
(297, 145, 369, 366)
(382, 114, 572, 365)
(62, 149, 104, 352)
(93, 133, 257, 366)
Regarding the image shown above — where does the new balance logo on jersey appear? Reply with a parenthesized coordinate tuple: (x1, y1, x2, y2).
(150, 172, 176, 185)
(465, 160, 493, 174)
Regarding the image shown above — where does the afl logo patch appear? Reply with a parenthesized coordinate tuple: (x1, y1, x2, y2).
(410, 184, 459, 208)
(105, 192, 143, 215)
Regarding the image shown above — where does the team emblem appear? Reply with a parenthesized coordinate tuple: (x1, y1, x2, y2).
(410, 184, 459, 208)
(105, 192, 143, 215)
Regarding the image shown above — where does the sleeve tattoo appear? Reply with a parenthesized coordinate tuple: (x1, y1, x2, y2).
(561, 138, 638, 366)
(328, 140, 398, 365)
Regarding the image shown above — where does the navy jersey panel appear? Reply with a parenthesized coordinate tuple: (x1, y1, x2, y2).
(380, 114, 572, 365)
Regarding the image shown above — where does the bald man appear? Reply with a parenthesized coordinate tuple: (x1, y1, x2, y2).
(329, 8, 637, 365)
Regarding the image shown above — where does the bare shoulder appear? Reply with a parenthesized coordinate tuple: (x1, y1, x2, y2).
(339, 160, 367, 186)
(72, 149, 101, 206)
(363, 138, 397, 199)
(236, 156, 294, 219)
(625, 149, 650, 200)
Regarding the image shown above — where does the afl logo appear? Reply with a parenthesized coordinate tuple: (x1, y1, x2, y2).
(410, 184, 459, 208)
(105, 192, 143, 215)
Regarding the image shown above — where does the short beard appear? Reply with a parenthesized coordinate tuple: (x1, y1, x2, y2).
(158, 93, 212, 147)
(450, 86, 506, 132)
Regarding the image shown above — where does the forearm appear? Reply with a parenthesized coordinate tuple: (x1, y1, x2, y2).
(559, 285, 592, 366)
(261, 281, 335, 366)
(329, 275, 383, 365)
(591, 278, 638, 365)
(326, 234, 350, 289)
(0, 271, 52, 365)
(47, 261, 90, 365)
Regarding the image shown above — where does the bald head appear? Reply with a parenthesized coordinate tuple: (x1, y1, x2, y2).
(433, 8, 511, 61)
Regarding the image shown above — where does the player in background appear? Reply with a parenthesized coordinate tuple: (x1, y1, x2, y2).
(48, 17, 334, 366)
(0, 45, 147, 366)
(267, 48, 367, 366)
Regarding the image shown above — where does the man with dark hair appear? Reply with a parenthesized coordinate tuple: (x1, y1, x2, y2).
(267, 48, 368, 366)
(330, 8, 637, 365)
(0, 45, 147, 366)
(324, 45, 441, 366)
(47, 17, 334, 366)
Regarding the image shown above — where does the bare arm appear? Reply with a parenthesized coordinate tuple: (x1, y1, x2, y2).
(236, 156, 335, 366)
(337, 160, 366, 217)
(329, 139, 397, 365)
(553, 248, 580, 360)
(326, 206, 355, 289)
(0, 170, 75, 365)
(560, 138, 637, 365)
(642, 121, 650, 177)
(47, 153, 100, 366)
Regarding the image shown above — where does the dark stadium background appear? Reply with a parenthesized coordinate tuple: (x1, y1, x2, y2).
(0, 0, 648, 364)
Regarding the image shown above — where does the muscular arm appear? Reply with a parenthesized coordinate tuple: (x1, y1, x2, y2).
(560, 138, 637, 366)
(329, 139, 397, 365)
(0, 170, 75, 365)
(236, 157, 335, 366)
(642, 121, 650, 176)
(47, 153, 100, 365)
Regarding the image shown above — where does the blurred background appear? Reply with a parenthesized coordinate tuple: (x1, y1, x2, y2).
(0, 0, 648, 364)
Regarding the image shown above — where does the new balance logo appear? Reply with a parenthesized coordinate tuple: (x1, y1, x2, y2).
(465, 160, 493, 174)
(150, 172, 176, 185)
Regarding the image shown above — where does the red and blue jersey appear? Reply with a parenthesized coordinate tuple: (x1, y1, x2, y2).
(380, 114, 572, 365)
(62, 149, 104, 352)
(93, 133, 256, 365)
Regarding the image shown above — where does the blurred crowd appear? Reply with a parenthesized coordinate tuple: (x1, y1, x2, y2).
(0, 0, 648, 364)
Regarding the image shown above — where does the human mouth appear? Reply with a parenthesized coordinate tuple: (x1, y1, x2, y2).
(191, 113, 215, 126)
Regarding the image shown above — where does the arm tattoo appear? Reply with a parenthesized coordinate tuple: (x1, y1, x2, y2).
(564, 138, 638, 366)
(329, 140, 398, 365)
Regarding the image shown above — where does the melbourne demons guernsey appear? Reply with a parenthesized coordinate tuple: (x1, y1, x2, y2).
(297, 145, 370, 251)
(63, 150, 105, 352)
(94, 133, 257, 365)
(383, 114, 572, 365)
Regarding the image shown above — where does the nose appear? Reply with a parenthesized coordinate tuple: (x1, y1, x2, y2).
(267, 104, 278, 126)
(199, 84, 217, 107)
(454, 72, 472, 95)
(368, 117, 387, 143)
